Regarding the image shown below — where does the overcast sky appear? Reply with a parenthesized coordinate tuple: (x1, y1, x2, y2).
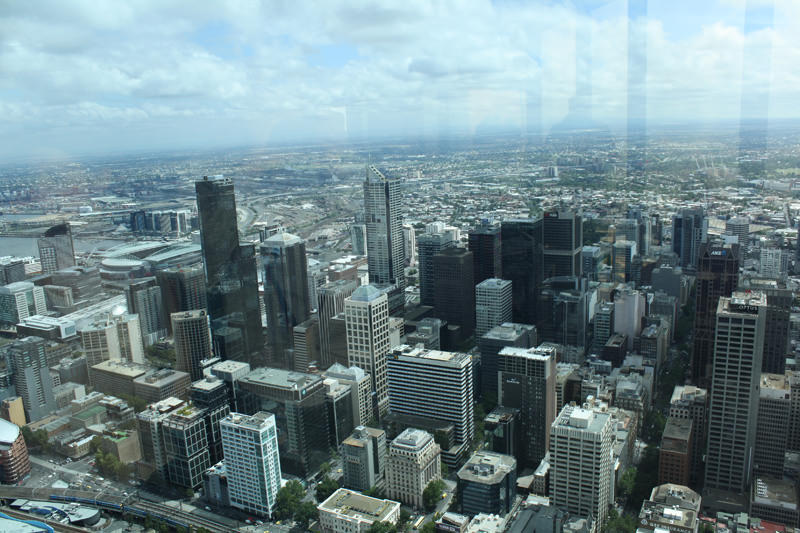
(1, 0, 797, 161)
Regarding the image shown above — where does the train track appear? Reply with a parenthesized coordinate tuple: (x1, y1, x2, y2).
(131, 499, 233, 533)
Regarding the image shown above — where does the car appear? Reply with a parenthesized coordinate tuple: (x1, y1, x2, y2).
(245, 519, 252, 524)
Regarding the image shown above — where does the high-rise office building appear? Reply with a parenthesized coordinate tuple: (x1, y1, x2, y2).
(236, 367, 328, 477)
(550, 404, 613, 526)
(725, 217, 750, 244)
(672, 207, 707, 269)
(456, 451, 517, 517)
(0, 281, 46, 326)
(324, 377, 354, 447)
(468, 221, 502, 285)
(387, 345, 474, 465)
(350, 221, 367, 256)
(323, 363, 373, 428)
(220, 411, 282, 518)
(341, 425, 387, 492)
(345, 285, 390, 419)
(501, 219, 543, 326)
(581, 245, 604, 281)
(80, 313, 144, 368)
(190, 376, 230, 465)
(156, 264, 207, 332)
(162, 405, 210, 489)
(172, 310, 213, 382)
(137, 396, 187, 480)
(195, 175, 264, 364)
(125, 277, 167, 346)
(669, 385, 708, 487)
(385, 428, 441, 509)
(317, 279, 359, 368)
(593, 301, 615, 354)
(541, 211, 582, 279)
(403, 224, 417, 267)
(0, 418, 30, 485)
(759, 248, 788, 279)
(37, 223, 75, 274)
(0, 258, 26, 286)
(292, 317, 320, 372)
(612, 240, 637, 283)
(704, 291, 766, 494)
(417, 232, 456, 306)
(8, 337, 56, 423)
(692, 243, 739, 388)
(497, 345, 556, 468)
(475, 279, 513, 339)
(538, 277, 589, 351)
(754, 373, 790, 478)
(740, 279, 792, 375)
(261, 232, 310, 369)
(364, 165, 405, 313)
(478, 323, 537, 400)
(433, 248, 475, 339)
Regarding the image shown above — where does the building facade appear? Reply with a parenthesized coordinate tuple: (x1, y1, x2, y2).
(385, 428, 441, 509)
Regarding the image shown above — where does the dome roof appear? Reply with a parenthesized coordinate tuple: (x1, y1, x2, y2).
(350, 284, 383, 302)
(0, 418, 20, 444)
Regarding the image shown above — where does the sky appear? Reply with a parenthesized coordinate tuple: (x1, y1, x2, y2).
(1, 0, 798, 161)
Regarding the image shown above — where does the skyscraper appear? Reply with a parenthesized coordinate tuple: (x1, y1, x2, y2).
(172, 310, 213, 382)
(386, 345, 474, 466)
(125, 277, 167, 346)
(468, 221, 502, 285)
(364, 165, 405, 313)
(478, 323, 537, 400)
(692, 243, 739, 388)
(754, 373, 790, 478)
(195, 175, 264, 364)
(162, 405, 210, 488)
(317, 279, 359, 368)
(612, 240, 637, 283)
(550, 404, 613, 526)
(345, 285, 390, 419)
(497, 345, 556, 468)
(37, 223, 75, 274)
(501, 219, 543, 325)
(704, 291, 766, 494)
(672, 207, 707, 269)
(475, 279, 513, 339)
(220, 411, 282, 518)
(417, 232, 456, 306)
(433, 248, 475, 340)
(0, 281, 46, 326)
(541, 211, 582, 279)
(261, 232, 311, 369)
(156, 264, 207, 332)
(8, 337, 56, 423)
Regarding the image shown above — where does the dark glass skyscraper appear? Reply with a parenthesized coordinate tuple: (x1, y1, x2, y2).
(195, 176, 264, 365)
(692, 243, 739, 388)
(468, 221, 502, 285)
(541, 210, 582, 279)
(156, 264, 208, 333)
(433, 248, 475, 340)
(261, 232, 310, 369)
(672, 207, 707, 269)
(501, 219, 543, 326)
(364, 165, 405, 313)
(417, 232, 455, 306)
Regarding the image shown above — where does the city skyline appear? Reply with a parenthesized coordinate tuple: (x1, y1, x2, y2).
(1, 0, 797, 160)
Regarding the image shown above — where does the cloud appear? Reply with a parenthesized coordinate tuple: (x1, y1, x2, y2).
(0, 0, 798, 160)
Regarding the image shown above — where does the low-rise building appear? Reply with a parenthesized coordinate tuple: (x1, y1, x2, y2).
(659, 417, 693, 487)
(750, 477, 799, 529)
(317, 488, 400, 533)
(638, 484, 701, 533)
(385, 428, 441, 509)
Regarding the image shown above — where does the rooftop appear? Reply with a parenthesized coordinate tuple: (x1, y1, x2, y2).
(262, 231, 303, 247)
(91, 359, 150, 378)
(318, 488, 400, 523)
(390, 344, 470, 366)
(0, 418, 20, 445)
(760, 373, 790, 400)
(241, 367, 321, 391)
(752, 477, 798, 509)
(391, 428, 434, 451)
(554, 405, 610, 433)
(670, 385, 707, 405)
(498, 345, 556, 362)
(349, 284, 384, 303)
(661, 418, 692, 453)
(457, 451, 517, 485)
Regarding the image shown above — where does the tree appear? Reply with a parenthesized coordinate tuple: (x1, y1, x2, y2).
(274, 480, 304, 520)
(422, 479, 446, 511)
(398, 509, 411, 530)
(419, 522, 436, 533)
(618, 467, 637, 501)
(185, 488, 194, 500)
(320, 461, 331, 476)
(316, 475, 340, 502)
(604, 509, 637, 533)
(294, 501, 319, 530)
(363, 486, 386, 499)
(89, 436, 104, 454)
(367, 522, 398, 533)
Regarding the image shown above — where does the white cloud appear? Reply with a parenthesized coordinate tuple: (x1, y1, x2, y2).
(0, 0, 798, 159)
